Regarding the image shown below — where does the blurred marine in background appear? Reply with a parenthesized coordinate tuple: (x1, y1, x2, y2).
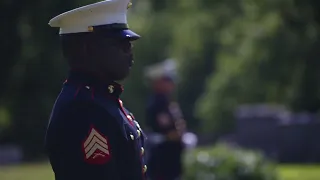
(45, 0, 148, 180)
(144, 59, 198, 180)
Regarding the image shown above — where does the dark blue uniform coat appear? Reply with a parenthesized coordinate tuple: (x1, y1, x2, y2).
(45, 71, 147, 180)
(146, 93, 184, 180)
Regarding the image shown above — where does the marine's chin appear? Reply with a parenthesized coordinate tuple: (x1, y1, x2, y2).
(114, 69, 131, 82)
(129, 60, 134, 68)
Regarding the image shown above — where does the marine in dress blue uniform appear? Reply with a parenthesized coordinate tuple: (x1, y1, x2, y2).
(45, 1, 147, 179)
(144, 60, 187, 180)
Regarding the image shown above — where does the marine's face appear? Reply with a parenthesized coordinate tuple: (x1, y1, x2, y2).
(162, 78, 175, 93)
(154, 78, 175, 94)
(88, 33, 134, 81)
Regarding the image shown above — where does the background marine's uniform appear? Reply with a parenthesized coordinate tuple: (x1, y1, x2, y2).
(144, 60, 186, 180)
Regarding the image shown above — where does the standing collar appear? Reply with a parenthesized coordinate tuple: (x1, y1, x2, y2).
(65, 70, 124, 98)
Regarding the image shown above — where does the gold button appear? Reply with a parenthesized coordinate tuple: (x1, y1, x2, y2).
(130, 134, 134, 140)
(88, 26, 94, 32)
(108, 85, 114, 93)
(137, 130, 141, 137)
(141, 147, 144, 155)
(129, 113, 135, 119)
(143, 165, 147, 173)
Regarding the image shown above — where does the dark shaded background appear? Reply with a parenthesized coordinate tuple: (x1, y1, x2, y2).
(1, 0, 320, 162)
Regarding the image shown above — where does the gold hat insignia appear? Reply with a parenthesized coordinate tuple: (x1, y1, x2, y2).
(127, 1, 132, 9)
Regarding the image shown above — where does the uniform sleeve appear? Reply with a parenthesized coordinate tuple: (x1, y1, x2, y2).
(146, 96, 187, 142)
(146, 98, 178, 136)
(51, 100, 125, 180)
(146, 104, 171, 133)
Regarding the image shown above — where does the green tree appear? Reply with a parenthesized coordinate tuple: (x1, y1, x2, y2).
(196, 0, 320, 134)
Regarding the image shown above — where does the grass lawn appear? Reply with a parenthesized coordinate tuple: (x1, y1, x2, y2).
(0, 163, 319, 180)
(0, 162, 54, 180)
(277, 164, 320, 180)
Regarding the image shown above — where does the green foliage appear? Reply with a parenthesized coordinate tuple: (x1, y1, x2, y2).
(0, 0, 102, 158)
(0, 106, 11, 139)
(184, 144, 278, 180)
(195, 0, 320, 134)
(1, 0, 320, 160)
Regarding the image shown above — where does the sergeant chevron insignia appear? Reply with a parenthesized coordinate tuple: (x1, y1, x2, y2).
(82, 126, 111, 164)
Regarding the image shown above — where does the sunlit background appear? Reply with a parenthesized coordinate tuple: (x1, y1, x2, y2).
(1, 0, 320, 179)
